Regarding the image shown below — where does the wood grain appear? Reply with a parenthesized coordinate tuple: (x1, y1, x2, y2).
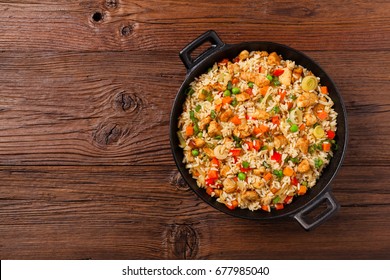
(0, 1, 389, 52)
(0, 165, 389, 259)
(0, 0, 389, 260)
(0, 51, 388, 165)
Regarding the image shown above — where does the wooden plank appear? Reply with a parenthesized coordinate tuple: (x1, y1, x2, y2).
(0, 0, 389, 51)
(0, 165, 388, 259)
(0, 51, 389, 166)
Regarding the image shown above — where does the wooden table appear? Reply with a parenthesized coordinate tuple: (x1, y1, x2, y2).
(0, 0, 389, 260)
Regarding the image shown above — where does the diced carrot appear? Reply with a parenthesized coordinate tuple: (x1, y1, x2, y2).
(298, 185, 307, 196)
(283, 166, 294, 177)
(193, 170, 200, 177)
(222, 96, 233, 105)
(260, 85, 270, 96)
(321, 86, 328, 94)
(270, 187, 279, 194)
(215, 103, 222, 112)
(226, 200, 238, 210)
(259, 124, 269, 133)
(263, 172, 272, 181)
(253, 139, 262, 151)
(261, 205, 271, 212)
(317, 111, 328, 120)
(275, 203, 284, 210)
(245, 141, 253, 151)
(272, 115, 280, 125)
(279, 89, 287, 102)
(185, 124, 194, 136)
(206, 187, 214, 196)
(211, 158, 219, 166)
(253, 126, 262, 136)
(229, 148, 242, 157)
(322, 142, 331, 152)
(230, 115, 241, 125)
(287, 102, 293, 110)
(232, 77, 239, 84)
(207, 170, 219, 179)
(299, 123, 305, 131)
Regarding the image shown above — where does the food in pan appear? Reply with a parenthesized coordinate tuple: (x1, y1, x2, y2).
(177, 50, 338, 211)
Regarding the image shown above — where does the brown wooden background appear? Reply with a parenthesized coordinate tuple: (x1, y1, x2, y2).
(0, 0, 389, 259)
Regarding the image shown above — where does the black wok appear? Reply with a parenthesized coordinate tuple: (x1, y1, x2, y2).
(170, 30, 348, 230)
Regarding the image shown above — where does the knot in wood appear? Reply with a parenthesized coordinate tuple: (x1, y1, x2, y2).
(167, 224, 198, 259)
(170, 171, 189, 191)
(114, 91, 143, 113)
(93, 122, 122, 147)
(121, 24, 135, 37)
(105, 0, 118, 9)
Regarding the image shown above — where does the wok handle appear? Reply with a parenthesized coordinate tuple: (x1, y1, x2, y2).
(179, 30, 225, 71)
(293, 191, 340, 231)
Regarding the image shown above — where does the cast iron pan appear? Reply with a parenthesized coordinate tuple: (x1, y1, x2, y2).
(170, 30, 348, 230)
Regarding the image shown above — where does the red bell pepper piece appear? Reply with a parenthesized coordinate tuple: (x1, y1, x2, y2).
(327, 130, 336, 140)
(230, 148, 241, 157)
(291, 177, 299, 186)
(271, 151, 282, 162)
(273, 69, 284, 76)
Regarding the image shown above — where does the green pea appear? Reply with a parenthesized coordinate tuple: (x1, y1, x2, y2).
(290, 124, 298, 132)
(197, 132, 203, 138)
(223, 90, 231, 97)
(227, 81, 233, 90)
(195, 105, 201, 112)
(242, 161, 250, 168)
(192, 149, 199, 156)
(232, 87, 240, 95)
(231, 98, 238, 107)
(248, 82, 254, 88)
(211, 110, 216, 119)
(266, 74, 273, 81)
(238, 172, 246, 181)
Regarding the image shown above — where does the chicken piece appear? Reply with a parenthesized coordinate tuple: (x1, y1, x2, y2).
(252, 109, 270, 120)
(220, 165, 230, 177)
(223, 178, 237, 194)
(239, 50, 249, 61)
(255, 75, 271, 88)
(207, 120, 222, 137)
(267, 52, 281, 65)
(220, 109, 234, 122)
(212, 82, 226, 91)
(240, 71, 255, 82)
(199, 116, 211, 130)
(260, 193, 274, 205)
(242, 191, 259, 201)
(304, 113, 317, 126)
(213, 189, 222, 197)
(273, 135, 288, 149)
(203, 147, 215, 158)
(198, 90, 207, 100)
(297, 159, 310, 173)
(185, 150, 195, 163)
(297, 91, 318, 108)
(296, 138, 309, 154)
(313, 103, 325, 115)
(233, 123, 251, 138)
(228, 63, 240, 75)
(236, 92, 251, 102)
(292, 67, 303, 81)
(193, 138, 205, 148)
(278, 67, 292, 86)
(253, 167, 266, 176)
(253, 179, 265, 189)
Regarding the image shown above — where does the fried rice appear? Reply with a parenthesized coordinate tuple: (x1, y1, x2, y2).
(177, 50, 338, 212)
